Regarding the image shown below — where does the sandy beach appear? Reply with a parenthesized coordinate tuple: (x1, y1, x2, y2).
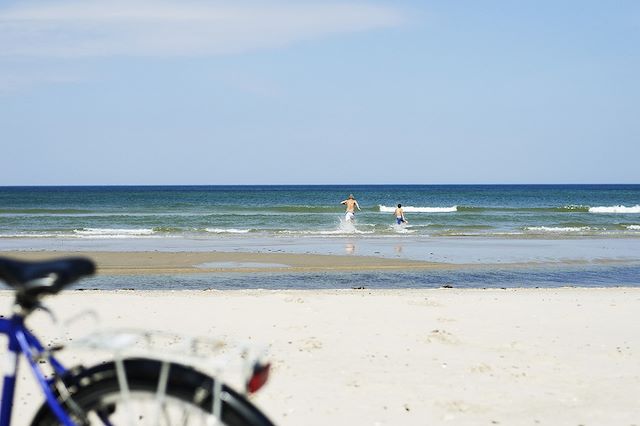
(3, 287, 639, 426)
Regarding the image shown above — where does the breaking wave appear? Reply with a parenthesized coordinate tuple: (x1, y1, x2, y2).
(73, 228, 156, 238)
(278, 219, 375, 235)
(589, 205, 640, 214)
(204, 228, 252, 234)
(390, 224, 416, 234)
(524, 226, 595, 233)
(379, 205, 457, 213)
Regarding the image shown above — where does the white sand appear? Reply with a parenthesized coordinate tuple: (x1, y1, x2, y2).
(2, 288, 640, 425)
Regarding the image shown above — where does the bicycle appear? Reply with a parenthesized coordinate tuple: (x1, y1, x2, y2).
(0, 256, 275, 426)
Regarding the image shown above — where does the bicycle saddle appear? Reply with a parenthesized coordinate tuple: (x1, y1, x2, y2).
(0, 257, 95, 307)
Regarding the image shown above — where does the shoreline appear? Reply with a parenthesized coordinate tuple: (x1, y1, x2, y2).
(2, 235, 640, 267)
(1, 249, 639, 276)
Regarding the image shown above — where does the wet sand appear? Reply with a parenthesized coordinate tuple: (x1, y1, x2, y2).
(0, 250, 447, 274)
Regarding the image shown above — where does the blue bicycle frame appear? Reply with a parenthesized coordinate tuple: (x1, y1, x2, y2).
(0, 313, 76, 426)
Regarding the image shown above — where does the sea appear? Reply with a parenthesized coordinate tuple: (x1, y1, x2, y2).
(1, 185, 639, 289)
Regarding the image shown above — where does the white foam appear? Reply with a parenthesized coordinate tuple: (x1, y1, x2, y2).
(379, 205, 457, 213)
(277, 218, 374, 236)
(279, 229, 374, 236)
(390, 224, 416, 234)
(204, 228, 252, 234)
(0, 233, 62, 238)
(589, 205, 640, 214)
(525, 226, 593, 233)
(626, 225, 640, 230)
(73, 228, 155, 238)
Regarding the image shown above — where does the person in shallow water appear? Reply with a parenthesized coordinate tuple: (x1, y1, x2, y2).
(340, 194, 361, 222)
(394, 204, 408, 225)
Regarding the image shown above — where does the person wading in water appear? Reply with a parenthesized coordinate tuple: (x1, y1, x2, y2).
(340, 194, 361, 222)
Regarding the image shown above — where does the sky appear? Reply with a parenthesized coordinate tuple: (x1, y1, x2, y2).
(0, 0, 638, 185)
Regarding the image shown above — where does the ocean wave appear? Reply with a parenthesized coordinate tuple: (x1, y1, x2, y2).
(278, 220, 375, 235)
(278, 230, 375, 235)
(0, 208, 94, 215)
(197, 205, 353, 214)
(559, 205, 590, 212)
(265, 205, 346, 213)
(389, 224, 416, 234)
(204, 228, 252, 234)
(524, 226, 595, 233)
(73, 228, 156, 238)
(379, 205, 457, 213)
(151, 226, 184, 233)
(626, 225, 640, 230)
(0, 210, 211, 218)
(0, 233, 64, 238)
(455, 205, 592, 213)
(589, 205, 640, 214)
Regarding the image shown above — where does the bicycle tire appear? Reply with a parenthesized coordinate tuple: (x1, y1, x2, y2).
(31, 358, 275, 426)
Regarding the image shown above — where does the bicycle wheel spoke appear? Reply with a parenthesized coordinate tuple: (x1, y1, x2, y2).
(114, 358, 135, 426)
(153, 361, 171, 424)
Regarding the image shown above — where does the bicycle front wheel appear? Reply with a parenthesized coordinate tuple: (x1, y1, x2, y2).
(31, 358, 274, 426)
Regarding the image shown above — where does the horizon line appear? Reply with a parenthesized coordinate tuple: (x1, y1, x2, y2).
(1, 183, 639, 188)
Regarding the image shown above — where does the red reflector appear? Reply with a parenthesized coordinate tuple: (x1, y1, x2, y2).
(247, 363, 270, 394)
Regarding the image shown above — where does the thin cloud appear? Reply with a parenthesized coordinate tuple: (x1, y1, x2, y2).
(0, 1, 404, 57)
(0, 68, 86, 93)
